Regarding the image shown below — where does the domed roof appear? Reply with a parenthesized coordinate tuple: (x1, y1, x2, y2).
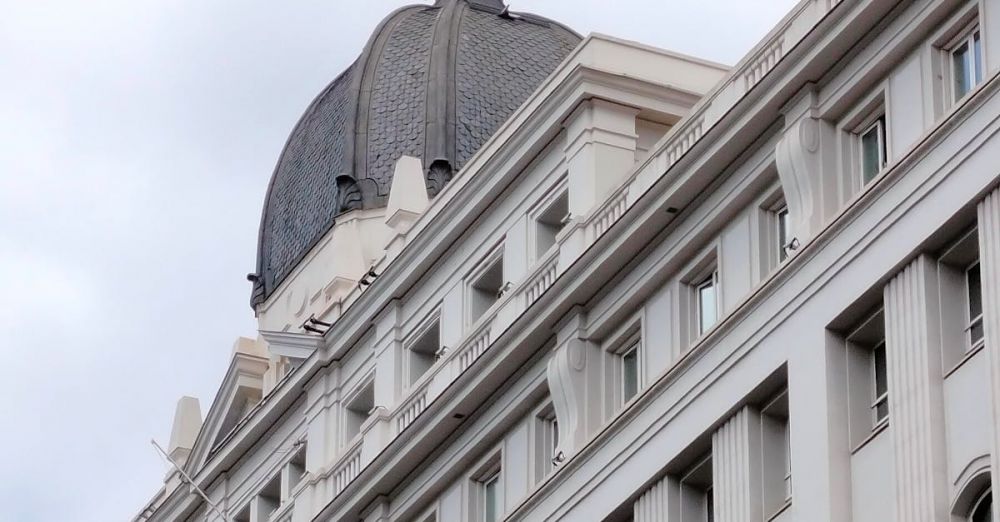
(251, 0, 580, 307)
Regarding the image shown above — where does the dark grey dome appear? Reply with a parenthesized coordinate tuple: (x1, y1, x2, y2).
(250, 0, 580, 307)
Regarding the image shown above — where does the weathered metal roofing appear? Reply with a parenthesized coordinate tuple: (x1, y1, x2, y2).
(251, 0, 580, 308)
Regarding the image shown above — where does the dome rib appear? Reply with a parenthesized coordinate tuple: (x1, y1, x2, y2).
(251, 1, 581, 309)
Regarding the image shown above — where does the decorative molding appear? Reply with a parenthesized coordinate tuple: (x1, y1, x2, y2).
(335, 175, 364, 214)
(425, 158, 453, 198)
(883, 255, 950, 521)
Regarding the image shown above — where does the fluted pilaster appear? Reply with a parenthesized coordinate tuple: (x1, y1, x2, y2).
(633, 476, 679, 522)
(712, 406, 763, 522)
(883, 255, 949, 521)
(978, 187, 1000, 522)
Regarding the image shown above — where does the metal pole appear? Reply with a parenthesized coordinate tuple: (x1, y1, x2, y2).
(151, 439, 231, 522)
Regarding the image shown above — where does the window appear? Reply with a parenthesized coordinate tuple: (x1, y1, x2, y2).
(951, 26, 983, 101)
(406, 318, 441, 386)
(969, 487, 993, 522)
(939, 227, 983, 370)
(679, 454, 713, 522)
(284, 441, 307, 500)
(621, 344, 640, 403)
(478, 470, 502, 522)
(844, 306, 888, 446)
(697, 271, 719, 334)
(255, 473, 281, 519)
(343, 380, 375, 443)
(761, 391, 792, 516)
(967, 261, 984, 351)
(859, 115, 887, 185)
(872, 341, 888, 426)
(468, 247, 506, 324)
(534, 403, 560, 479)
(534, 189, 570, 258)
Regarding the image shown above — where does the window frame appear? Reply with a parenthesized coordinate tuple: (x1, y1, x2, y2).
(602, 316, 644, 416)
(946, 20, 983, 103)
(871, 340, 889, 427)
(532, 401, 561, 480)
(621, 342, 640, 404)
(403, 311, 443, 389)
(844, 305, 888, 449)
(341, 374, 376, 446)
(465, 242, 507, 327)
(838, 87, 889, 198)
(858, 114, 887, 186)
(481, 471, 501, 522)
(528, 176, 570, 262)
(696, 270, 720, 335)
(965, 260, 984, 353)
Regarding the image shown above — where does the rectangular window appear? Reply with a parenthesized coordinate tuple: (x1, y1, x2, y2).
(761, 390, 791, 516)
(622, 344, 639, 403)
(697, 272, 719, 334)
(535, 190, 570, 258)
(482, 472, 501, 522)
(406, 318, 441, 386)
(469, 248, 506, 323)
(872, 341, 888, 426)
(534, 404, 560, 479)
(344, 380, 375, 443)
(859, 115, 887, 185)
(844, 306, 887, 446)
(967, 261, 984, 351)
(952, 28, 983, 101)
(679, 454, 713, 522)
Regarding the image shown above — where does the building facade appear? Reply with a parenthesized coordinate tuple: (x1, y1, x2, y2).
(136, 0, 1000, 521)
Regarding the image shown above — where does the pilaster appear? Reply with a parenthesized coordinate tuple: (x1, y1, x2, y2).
(545, 309, 601, 461)
(711, 406, 763, 522)
(563, 99, 639, 217)
(977, 187, 1000, 521)
(373, 299, 404, 407)
(882, 255, 949, 521)
(633, 475, 680, 522)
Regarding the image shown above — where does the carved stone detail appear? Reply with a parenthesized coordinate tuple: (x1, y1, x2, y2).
(335, 175, 364, 214)
(545, 312, 600, 463)
(425, 158, 453, 198)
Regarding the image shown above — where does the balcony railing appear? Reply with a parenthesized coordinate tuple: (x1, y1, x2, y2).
(458, 323, 492, 373)
(330, 441, 362, 497)
(395, 388, 428, 433)
(524, 250, 559, 304)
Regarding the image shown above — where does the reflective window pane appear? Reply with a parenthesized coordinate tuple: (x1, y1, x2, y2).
(860, 121, 884, 184)
(622, 347, 638, 402)
(969, 262, 984, 348)
(874, 342, 887, 397)
(954, 41, 972, 99)
(698, 276, 718, 334)
(484, 475, 499, 522)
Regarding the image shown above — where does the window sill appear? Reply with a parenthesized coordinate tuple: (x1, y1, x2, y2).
(944, 342, 986, 379)
(852, 419, 889, 454)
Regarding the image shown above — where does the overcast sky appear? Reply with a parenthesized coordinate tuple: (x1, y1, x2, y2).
(0, 1, 798, 520)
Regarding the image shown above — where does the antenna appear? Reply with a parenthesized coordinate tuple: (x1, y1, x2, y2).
(151, 439, 232, 522)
